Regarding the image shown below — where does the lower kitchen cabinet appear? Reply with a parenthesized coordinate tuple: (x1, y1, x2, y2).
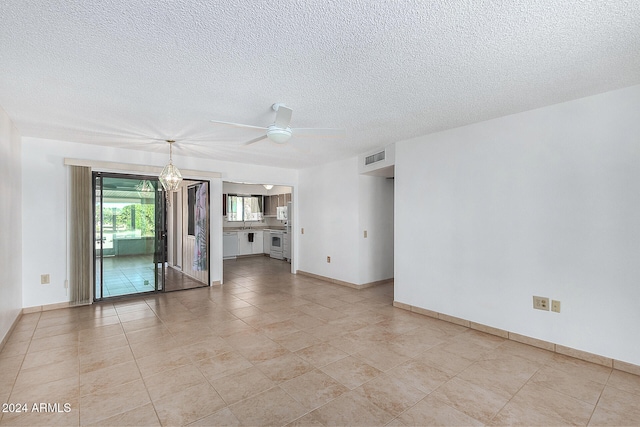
(237, 231, 263, 256)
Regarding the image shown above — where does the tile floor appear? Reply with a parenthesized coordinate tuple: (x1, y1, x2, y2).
(99, 255, 206, 297)
(1, 256, 639, 426)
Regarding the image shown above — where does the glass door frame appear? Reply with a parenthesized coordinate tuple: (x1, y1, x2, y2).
(93, 171, 166, 302)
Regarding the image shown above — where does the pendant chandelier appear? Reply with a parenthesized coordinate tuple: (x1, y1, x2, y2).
(159, 140, 183, 192)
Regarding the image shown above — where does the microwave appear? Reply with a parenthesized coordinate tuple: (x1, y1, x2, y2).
(276, 206, 288, 220)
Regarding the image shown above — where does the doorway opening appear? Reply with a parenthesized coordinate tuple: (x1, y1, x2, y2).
(165, 179, 211, 291)
(93, 172, 166, 300)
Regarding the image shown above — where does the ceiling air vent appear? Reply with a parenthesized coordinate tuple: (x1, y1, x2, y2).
(365, 150, 385, 166)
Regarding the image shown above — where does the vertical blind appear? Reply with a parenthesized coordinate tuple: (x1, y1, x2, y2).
(69, 166, 92, 305)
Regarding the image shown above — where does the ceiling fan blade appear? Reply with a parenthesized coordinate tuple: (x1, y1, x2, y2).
(293, 128, 346, 137)
(274, 105, 293, 128)
(210, 120, 266, 130)
(243, 135, 268, 146)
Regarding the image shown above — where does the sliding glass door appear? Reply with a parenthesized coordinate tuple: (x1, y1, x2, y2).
(93, 172, 166, 300)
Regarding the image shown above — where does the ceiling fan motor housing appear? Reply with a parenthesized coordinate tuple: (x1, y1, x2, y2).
(267, 125, 292, 143)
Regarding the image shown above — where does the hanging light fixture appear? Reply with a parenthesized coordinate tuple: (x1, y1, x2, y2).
(159, 140, 183, 191)
(263, 184, 274, 190)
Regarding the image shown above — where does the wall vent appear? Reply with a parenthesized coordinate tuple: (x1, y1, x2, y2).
(365, 150, 385, 165)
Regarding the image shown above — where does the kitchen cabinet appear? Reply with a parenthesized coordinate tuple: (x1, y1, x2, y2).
(237, 231, 263, 255)
(263, 193, 291, 216)
(263, 231, 271, 254)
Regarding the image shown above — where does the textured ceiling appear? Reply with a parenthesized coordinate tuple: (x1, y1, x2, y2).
(1, 0, 640, 169)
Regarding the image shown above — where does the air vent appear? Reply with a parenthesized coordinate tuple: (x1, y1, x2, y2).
(365, 150, 385, 165)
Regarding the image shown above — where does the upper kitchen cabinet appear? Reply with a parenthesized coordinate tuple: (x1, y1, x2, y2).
(263, 193, 291, 217)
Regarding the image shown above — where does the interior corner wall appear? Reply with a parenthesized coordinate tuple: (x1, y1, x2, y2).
(0, 107, 23, 343)
(298, 157, 361, 284)
(395, 84, 640, 365)
(297, 157, 395, 286)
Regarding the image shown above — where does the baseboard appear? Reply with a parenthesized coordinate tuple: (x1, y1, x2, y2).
(22, 301, 73, 314)
(393, 300, 640, 377)
(297, 270, 393, 290)
(0, 310, 23, 353)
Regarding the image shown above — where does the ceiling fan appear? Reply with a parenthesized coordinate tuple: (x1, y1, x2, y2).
(210, 103, 344, 145)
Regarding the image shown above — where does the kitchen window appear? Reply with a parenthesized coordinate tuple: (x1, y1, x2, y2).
(226, 195, 263, 222)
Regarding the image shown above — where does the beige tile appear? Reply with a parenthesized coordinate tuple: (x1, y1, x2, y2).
(326, 332, 370, 355)
(153, 382, 226, 427)
(78, 333, 129, 356)
(613, 359, 640, 377)
(179, 336, 235, 361)
(79, 344, 134, 374)
(546, 353, 612, 384)
(187, 407, 240, 426)
(27, 332, 78, 354)
(79, 360, 141, 396)
(508, 331, 555, 351)
(590, 385, 640, 425)
(145, 364, 207, 402)
(310, 389, 394, 426)
(279, 369, 349, 410)
(32, 322, 79, 340)
(120, 316, 165, 334)
(414, 346, 475, 376)
(530, 365, 606, 404)
(606, 369, 640, 396)
(229, 386, 307, 426)
(490, 339, 554, 365)
(77, 323, 124, 343)
(286, 412, 325, 427)
(354, 344, 409, 372)
(21, 346, 78, 370)
(274, 330, 320, 352)
(556, 344, 613, 368)
(128, 335, 180, 359)
(256, 352, 314, 382)
(237, 339, 290, 363)
(8, 375, 79, 406)
(0, 354, 24, 391)
(79, 379, 151, 425)
(87, 402, 160, 426)
(195, 350, 253, 382)
(320, 355, 383, 390)
(136, 346, 192, 378)
(295, 341, 349, 368)
(430, 377, 510, 423)
(354, 373, 427, 416)
(260, 319, 301, 339)
(124, 325, 173, 345)
(13, 359, 79, 392)
(497, 382, 594, 426)
(387, 359, 452, 394)
(210, 366, 275, 404)
(398, 395, 484, 427)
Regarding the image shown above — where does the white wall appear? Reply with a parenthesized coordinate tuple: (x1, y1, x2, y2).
(21, 137, 297, 308)
(395, 85, 640, 365)
(358, 175, 394, 284)
(0, 107, 22, 343)
(298, 157, 361, 284)
(298, 157, 395, 285)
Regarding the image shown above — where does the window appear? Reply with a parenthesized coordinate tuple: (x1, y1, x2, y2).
(227, 195, 263, 221)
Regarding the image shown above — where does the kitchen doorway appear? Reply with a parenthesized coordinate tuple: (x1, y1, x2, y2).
(165, 179, 211, 291)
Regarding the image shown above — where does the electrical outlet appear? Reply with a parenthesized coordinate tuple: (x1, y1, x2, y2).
(301, 228, 304, 234)
(41, 274, 50, 285)
(533, 296, 549, 311)
(327, 256, 331, 263)
(551, 300, 561, 313)
(364, 230, 368, 238)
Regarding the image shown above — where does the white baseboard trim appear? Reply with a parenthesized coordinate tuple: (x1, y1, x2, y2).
(393, 301, 640, 377)
(297, 270, 393, 290)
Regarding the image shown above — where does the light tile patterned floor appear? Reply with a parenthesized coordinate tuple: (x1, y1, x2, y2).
(1, 256, 639, 426)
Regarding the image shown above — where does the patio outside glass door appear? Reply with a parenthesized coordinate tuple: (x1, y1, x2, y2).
(93, 172, 166, 300)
